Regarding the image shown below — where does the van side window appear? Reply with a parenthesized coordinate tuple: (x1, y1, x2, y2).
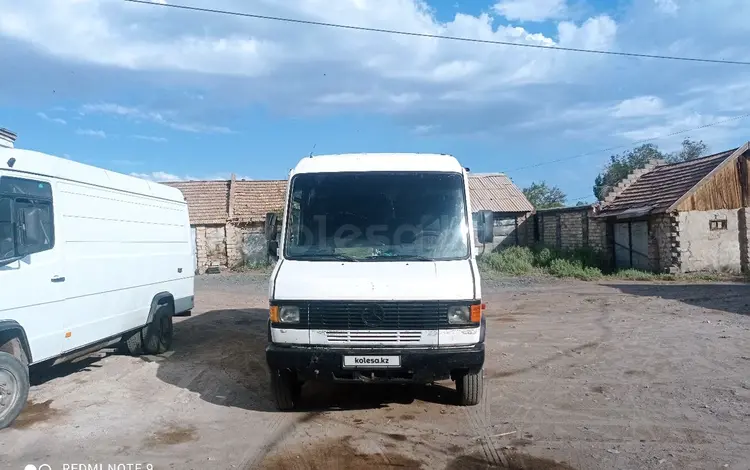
(16, 200, 54, 255)
(0, 197, 14, 258)
(0, 176, 54, 258)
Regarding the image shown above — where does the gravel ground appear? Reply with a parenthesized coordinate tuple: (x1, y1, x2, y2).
(1, 272, 749, 470)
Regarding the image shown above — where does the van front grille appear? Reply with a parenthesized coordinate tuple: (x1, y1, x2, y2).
(292, 301, 451, 330)
(325, 330, 422, 344)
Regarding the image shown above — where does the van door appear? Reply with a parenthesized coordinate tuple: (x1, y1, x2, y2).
(0, 175, 65, 363)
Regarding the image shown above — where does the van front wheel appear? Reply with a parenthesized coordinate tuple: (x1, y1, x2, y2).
(0, 352, 30, 430)
(455, 369, 483, 406)
(270, 368, 299, 411)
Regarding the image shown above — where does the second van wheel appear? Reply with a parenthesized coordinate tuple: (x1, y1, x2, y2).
(120, 330, 143, 355)
(142, 310, 173, 355)
(0, 351, 29, 430)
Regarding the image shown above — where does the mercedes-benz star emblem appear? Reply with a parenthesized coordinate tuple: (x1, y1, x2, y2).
(361, 304, 385, 326)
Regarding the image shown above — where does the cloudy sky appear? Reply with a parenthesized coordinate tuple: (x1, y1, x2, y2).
(1, 0, 749, 202)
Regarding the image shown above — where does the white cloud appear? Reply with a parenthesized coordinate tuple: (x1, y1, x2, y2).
(493, 0, 567, 22)
(2, 0, 750, 163)
(36, 111, 66, 125)
(0, 0, 617, 113)
(611, 96, 665, 118)
(132, 135, 168, 143)
(81, 103, 231, 134)
(75, 128, 106, 138)
(654, 0, 679, 15)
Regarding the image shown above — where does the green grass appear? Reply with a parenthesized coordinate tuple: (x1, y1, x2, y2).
(478, 245, 748, 283)
(478, 245, 606, 280)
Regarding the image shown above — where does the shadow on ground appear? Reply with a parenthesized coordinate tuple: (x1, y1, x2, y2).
(29, 355, 108, 386)
(150, 308, 459, 413)
(603, 282, 750, 316)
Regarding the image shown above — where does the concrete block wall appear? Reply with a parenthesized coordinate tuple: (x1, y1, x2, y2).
(559, 212, 585, 250)
(588, 218, 608, 252)
(541, 214, 558, 247)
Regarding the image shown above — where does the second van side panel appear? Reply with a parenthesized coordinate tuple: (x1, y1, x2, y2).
(58, 180, 193, 353)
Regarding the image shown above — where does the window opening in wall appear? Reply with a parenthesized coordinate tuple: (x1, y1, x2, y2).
(709, 219, 728, 231)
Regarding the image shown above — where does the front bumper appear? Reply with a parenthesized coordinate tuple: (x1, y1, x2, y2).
(265, 343, 484, 383)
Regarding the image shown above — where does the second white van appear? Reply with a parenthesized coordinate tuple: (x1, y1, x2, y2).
(0, 145, 194, 429)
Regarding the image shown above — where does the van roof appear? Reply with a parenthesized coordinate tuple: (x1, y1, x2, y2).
(292, 153, 464, 175)
(0, 148, 185, 203)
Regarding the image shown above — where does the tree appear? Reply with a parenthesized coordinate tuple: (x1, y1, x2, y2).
(665, 138, 708, 163)
(523, 181, 567, 209)
(592, 138, 708, 200)
(575, 200, 588, 206)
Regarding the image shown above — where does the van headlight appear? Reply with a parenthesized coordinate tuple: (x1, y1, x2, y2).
(447, 305, 471, 324)
(279, 305, 300, 323)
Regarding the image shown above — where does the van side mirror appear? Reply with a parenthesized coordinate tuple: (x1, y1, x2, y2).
(476, 210, 494, 244)
(265, 212, 279, 257)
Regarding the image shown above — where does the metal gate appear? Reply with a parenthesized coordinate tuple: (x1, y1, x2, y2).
(190, 227, 197, 273)
(614, 221, 649, 270)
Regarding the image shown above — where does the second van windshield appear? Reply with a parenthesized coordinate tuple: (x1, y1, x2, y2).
(284, 171, 470, 261)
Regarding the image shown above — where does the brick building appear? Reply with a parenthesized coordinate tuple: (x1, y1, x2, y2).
(167, 176, 286, 273)
(536, 143, 750, 273)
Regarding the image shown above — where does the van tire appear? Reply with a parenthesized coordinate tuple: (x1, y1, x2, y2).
(121, 330, 144, 355)
(455, 369, 483, 406)
(142, 309, 173, 355)
(270, 368, 298, 411)
(0, 351, 30, 430)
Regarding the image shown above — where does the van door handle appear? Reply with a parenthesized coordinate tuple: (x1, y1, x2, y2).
(51, 276, 66, 283)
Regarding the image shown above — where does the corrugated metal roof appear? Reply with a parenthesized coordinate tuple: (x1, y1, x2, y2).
(468, 173, 534, 213)
(232, 180, 287, 223)
(599, 149, 738, 215)
(167, 180, 229, 225)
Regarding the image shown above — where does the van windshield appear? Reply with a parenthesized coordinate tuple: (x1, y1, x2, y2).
(284, 172, 470, 261)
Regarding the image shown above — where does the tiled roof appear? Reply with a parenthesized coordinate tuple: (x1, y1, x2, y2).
(599, 149, 738, 215)
(468, 173, 534, 213)
(167, 172, 533, 225)
(232, 180, 287, 223)
(167, 180, 229, 225)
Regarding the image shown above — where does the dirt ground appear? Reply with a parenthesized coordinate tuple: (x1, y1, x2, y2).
(1, 273, 749, 470)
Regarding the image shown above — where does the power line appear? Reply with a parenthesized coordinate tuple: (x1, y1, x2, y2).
(125, 0, 750, 66)
(510, 112, 750, 172)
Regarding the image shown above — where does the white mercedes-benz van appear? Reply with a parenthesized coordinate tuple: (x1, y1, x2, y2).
(0, 132, 194, 429)
(266, 153, 487, 409)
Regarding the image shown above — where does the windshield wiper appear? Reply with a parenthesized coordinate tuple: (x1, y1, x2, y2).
(298, 253, 360, 262)
(364, 254, 434, 261)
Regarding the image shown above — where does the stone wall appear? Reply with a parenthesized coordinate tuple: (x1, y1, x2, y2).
(677, 209, 743, 273)
(195, 225, 227, 273)
(647, 214, 673, 272)
(740, 208, 750, 273)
